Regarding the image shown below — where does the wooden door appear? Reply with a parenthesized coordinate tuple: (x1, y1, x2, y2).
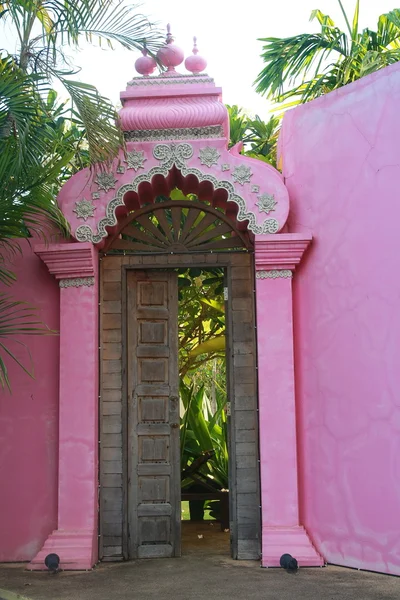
(127, 270, 180, 558)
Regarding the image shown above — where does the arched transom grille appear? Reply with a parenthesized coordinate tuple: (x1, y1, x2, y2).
(105, 201, 252, 253)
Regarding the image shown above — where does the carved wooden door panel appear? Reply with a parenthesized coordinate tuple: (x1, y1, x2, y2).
(127, 270, 180, 558)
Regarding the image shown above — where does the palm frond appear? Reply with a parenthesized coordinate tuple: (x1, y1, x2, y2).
(61, 77, 123, 165)
(0, 293, 56, 391)
(255, 2, 400, 107)
(381, 10, 400, 47)
(226, 105, 250, 148)
(255, 29, 348, 100)
(15, 0, 164, 56)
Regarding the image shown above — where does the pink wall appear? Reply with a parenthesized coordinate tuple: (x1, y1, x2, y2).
(281, 62, 400, 576)
(0, 241, 59, 561)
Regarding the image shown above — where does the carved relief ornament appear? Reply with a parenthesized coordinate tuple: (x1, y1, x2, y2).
(75, 143, 279, 244)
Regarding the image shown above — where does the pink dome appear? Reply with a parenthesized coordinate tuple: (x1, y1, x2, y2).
(135, 48, 157, 76)
(185, 37, 207, 74)
(157, 24, 184, 72)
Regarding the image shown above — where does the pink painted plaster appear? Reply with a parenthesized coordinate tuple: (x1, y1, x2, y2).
(30, 243, 99, 570)
(255, 235, 323, 567)
(58, 140, 289, 244)
(57, 70, 289, 245)
(280, 62, 400, 576)
(0, 241, 59, 561)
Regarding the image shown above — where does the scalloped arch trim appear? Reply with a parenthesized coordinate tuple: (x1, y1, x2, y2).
(75, 143, 279, 244)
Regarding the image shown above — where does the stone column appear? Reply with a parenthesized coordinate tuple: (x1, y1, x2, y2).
(254, 233, 323, 567)
(30, 243, 99, 570)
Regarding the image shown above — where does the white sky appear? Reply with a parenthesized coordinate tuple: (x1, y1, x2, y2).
(3, 0, 397, 117)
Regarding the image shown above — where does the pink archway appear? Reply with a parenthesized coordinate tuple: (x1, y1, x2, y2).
(30, 27, 322, 569)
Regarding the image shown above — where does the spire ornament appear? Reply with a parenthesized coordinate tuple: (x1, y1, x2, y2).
(185, 37, 207, 74)
(157, 24, 184, 72)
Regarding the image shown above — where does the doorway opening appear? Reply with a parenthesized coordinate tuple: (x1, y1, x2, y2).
(99, 185, 261, 562)
(178, 266, 230, 556)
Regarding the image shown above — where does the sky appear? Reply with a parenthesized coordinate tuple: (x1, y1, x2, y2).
(3, 0, 397, 117)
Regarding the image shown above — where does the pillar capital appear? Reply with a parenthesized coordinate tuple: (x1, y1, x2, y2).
(34, 242, 96, 282)
(254, 233, 312, 273)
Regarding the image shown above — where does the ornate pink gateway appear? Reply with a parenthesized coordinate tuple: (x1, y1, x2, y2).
(30, 26, 323, 570)
(57, 27, 289, 245)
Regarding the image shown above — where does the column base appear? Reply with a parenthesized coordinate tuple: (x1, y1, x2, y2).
(262, 526, 324, 567)
(29, 529, 98, 571)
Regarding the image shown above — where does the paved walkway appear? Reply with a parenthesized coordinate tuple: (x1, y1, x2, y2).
(0, 557, 399, 600)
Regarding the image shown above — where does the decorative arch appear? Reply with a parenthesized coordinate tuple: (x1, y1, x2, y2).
(104, 199, 252, 253)
(73, 143, 282, 246)
(29, 30, 323, 570)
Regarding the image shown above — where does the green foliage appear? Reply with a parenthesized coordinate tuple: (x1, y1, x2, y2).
(178, 267, 225, 378)
(227, 105, 250, 147)
(255, 1, 400, 107)
(226, 105, 280, 167)
(0, 0, 162, 390)
(178, 268, 228, 491)
(0, 294, 55, 391)
(180, 380, 229, 491)
(1, 0, 163, 166)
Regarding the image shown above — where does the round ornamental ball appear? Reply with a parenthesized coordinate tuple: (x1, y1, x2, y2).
(135, 50, 157, 76)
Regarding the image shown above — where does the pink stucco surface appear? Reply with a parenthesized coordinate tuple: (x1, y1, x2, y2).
(257, 276, 299, 527)
(29, 243, 99, 571)
(255, 235, 323, 567)
(0, 241, 59, 561)
(281, 62, 400, 576)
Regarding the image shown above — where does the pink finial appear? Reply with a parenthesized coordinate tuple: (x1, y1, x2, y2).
(134, 44, 157, 76)
(185, 36, 207, 75)
(157, 24, 184, 72)
(166, 23, 173, 44)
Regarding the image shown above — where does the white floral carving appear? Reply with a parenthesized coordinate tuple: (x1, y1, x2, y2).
(59, 277, 95, 287)
(256, 270, 292, 279)
(232, 165, 253, 185)
(75, 150, 280, 244)
(221, 164, 230, 171)
(153, 143, 193, 169)
(256, 193, 277, 214)
(73, 199, 96, 221)
(124, 149, 147, 171)
(251, 185, 260, 193)
(95, 171, 117, 192)
(199, 147, 220, 168)
(92, 192, 100, 200)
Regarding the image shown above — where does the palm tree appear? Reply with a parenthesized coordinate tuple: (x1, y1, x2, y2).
(1, 0, 162, 165)
(255, 1, 400, 106)
(0, 1, 163, 389)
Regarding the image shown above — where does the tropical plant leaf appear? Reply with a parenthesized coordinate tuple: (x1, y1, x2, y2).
(180, 380, 228, 491)
(188, 335, 225, 359)
(255, 1, 400, 108)
(200, 298, 225, 314)
(0, 294, 56, 392)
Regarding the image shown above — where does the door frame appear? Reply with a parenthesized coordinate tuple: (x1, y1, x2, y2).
(99, 251, 261, 560)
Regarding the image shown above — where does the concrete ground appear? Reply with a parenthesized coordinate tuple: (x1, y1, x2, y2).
(1, 557, 400, 600)
(1, 525, 399, 600)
